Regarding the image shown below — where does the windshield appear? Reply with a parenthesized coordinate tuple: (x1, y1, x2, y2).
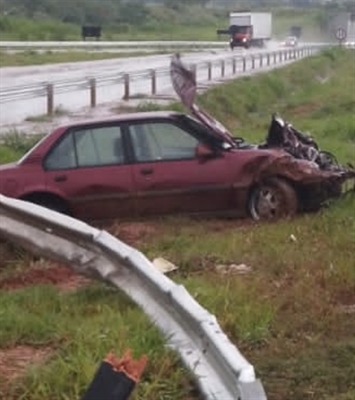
(179, 114, 233, 150)
(190, 104, 235, 146)
(234, 26, 250, 34)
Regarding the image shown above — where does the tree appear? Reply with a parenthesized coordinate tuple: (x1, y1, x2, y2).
(163, 0, 210, 7)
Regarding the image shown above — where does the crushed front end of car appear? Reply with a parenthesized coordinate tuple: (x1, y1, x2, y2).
(255, 154, 355, 211)
(170, 53, 355, 216)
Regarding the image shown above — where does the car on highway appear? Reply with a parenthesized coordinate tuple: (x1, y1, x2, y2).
(0, 109, 351, 222)
(283, 36, 298, 47)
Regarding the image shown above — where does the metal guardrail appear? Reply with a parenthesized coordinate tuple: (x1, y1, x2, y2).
(0, 45, 323, 116)
(0, 194, 267, 400)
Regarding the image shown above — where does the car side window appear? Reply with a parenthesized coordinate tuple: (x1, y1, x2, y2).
(45, 126, 124, 170)
(130, 122, 199, 162)
(44, 133, 76, 170)
(74, 126, 124, 167)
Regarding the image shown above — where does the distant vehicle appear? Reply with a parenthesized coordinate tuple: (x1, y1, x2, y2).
(283, 36, 298, 47)
(81, 25, 101, 41)
(290, 25, 302, 39)
(217, 12, 272, 49)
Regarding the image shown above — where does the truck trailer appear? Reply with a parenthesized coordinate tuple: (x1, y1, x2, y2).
(219, 12, 272, 49)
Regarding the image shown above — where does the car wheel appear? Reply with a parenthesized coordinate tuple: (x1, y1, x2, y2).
(248, 178, 298, 220)
(23, 195, 69, 216)
(39, 200, 69, 215)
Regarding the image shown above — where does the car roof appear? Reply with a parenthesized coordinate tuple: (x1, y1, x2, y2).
(55, 110, 185, 130)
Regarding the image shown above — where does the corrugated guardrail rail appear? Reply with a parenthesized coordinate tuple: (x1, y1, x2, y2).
(0, 194, 267, 400)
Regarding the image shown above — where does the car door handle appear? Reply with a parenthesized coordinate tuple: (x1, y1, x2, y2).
(54, 174, 67, 182)
(140, 168, 153, 176)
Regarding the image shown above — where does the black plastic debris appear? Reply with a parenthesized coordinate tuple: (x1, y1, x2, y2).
(82, 350, 147, 400)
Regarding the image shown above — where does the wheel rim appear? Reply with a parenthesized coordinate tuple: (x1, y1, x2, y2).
(253, 187, 281, 219)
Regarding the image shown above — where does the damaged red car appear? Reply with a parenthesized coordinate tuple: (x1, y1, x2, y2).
(0, 56, 353, 222)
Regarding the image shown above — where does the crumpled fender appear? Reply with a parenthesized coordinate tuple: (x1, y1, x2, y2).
(241, 152, 346, 186)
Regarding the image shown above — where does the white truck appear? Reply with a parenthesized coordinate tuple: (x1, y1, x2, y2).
(227, 12, 272, 49)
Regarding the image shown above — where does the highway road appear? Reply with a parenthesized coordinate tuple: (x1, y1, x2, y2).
(0, 41, 310, 130)
(0, 45, 281, 88)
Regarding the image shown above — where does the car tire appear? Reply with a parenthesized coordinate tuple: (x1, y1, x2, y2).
(23, 195, 69, 216)
(38, 199, 69, 215)
(248, 178, 298, 220)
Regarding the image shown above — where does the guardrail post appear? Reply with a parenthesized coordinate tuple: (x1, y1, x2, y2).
(279, 51, 283, 62)
(221, 60, 225, 77)
(259, 54, 263, 67)
(243, 57, 246, 72)
(89, 78, 96, 108)
(123, 73, 129, 100)
(251, 56, 255, 69)
(267, 53, 270, 66)
(274, 52, 277, 64)
(150, 69, 156, 96)
(207, 62, 212, 80)
(232, 58, 236, 74)
(46, 83, 54, 115)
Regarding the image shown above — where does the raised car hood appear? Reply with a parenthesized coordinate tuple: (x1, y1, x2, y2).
(170, 53, 236, 147)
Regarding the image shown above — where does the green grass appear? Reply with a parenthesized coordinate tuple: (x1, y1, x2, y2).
(0, 131, 45, 163)
(0, 284, 194, 400)
(0, 47, 355, 399)
(0, 50, 172, 68)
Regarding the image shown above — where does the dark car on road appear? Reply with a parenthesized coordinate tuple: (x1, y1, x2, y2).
(0, 109, 349, 222)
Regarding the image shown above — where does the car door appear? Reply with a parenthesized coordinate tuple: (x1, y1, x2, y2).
(44, 124, 135, 221)
(128, 119, 235, 216)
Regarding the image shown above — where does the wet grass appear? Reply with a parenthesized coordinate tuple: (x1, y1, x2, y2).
(0, 130, 44, 163)
(0, 50, 171, 68)
(0, 47, 354, 399)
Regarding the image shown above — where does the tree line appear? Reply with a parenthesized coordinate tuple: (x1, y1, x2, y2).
(0, 0, 211, 25)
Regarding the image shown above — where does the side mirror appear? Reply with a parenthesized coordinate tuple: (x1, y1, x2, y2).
(195, 143, 215, 159)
